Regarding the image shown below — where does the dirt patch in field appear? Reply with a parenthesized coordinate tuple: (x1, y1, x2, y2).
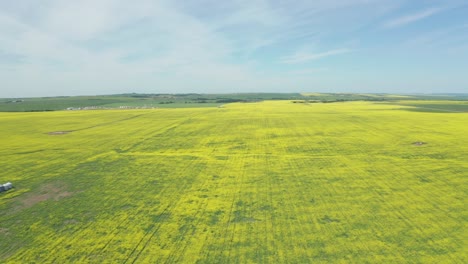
(412, 142, 427, 146)
(15, 182, 74, 211)
(0, 227, 10, 235)
(47, 131, 73, 135)
(63, 219, 79, 225)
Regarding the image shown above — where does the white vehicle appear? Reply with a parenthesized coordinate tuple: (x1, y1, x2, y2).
(0, 182, 13, 192)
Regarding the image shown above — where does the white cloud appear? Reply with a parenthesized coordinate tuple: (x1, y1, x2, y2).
(39, 0, 157, 41)
(280, 49, 351, 64)
(383, 7, 442, 29)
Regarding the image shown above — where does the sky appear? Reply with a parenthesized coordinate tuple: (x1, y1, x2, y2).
(0, 0, 467, 98)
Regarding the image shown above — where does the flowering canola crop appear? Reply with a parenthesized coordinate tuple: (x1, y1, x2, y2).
(0, 100, 466, 263)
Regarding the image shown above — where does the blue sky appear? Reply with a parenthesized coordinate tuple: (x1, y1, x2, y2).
(0, 0, 467, 97)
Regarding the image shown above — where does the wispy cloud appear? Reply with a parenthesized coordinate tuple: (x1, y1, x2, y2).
(280, 49, 351, 64)
(402, 24, 468, 50)
(383, 7, 442, 28)
(287, 67, 329, 75)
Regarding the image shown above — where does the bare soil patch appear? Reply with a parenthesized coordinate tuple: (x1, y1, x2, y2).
(412, 142, 427, 146)
(47, 131, 73, 135)
(15, 182, 74, 211)
(63, 219, 79, 225)
(0, 227, 10, 235)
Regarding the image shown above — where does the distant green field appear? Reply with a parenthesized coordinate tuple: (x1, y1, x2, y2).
(0, 93, 306, 112)
(0, 100, 466, 262)
(2, 93, 466, 112)
(391, 100, 468, 113)
(0, 96, 219, 112)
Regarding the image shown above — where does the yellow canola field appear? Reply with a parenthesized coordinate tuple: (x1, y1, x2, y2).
(0, 101, 466, 263)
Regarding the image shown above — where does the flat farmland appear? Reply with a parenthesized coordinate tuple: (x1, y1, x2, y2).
(0, 101, 466, 263)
